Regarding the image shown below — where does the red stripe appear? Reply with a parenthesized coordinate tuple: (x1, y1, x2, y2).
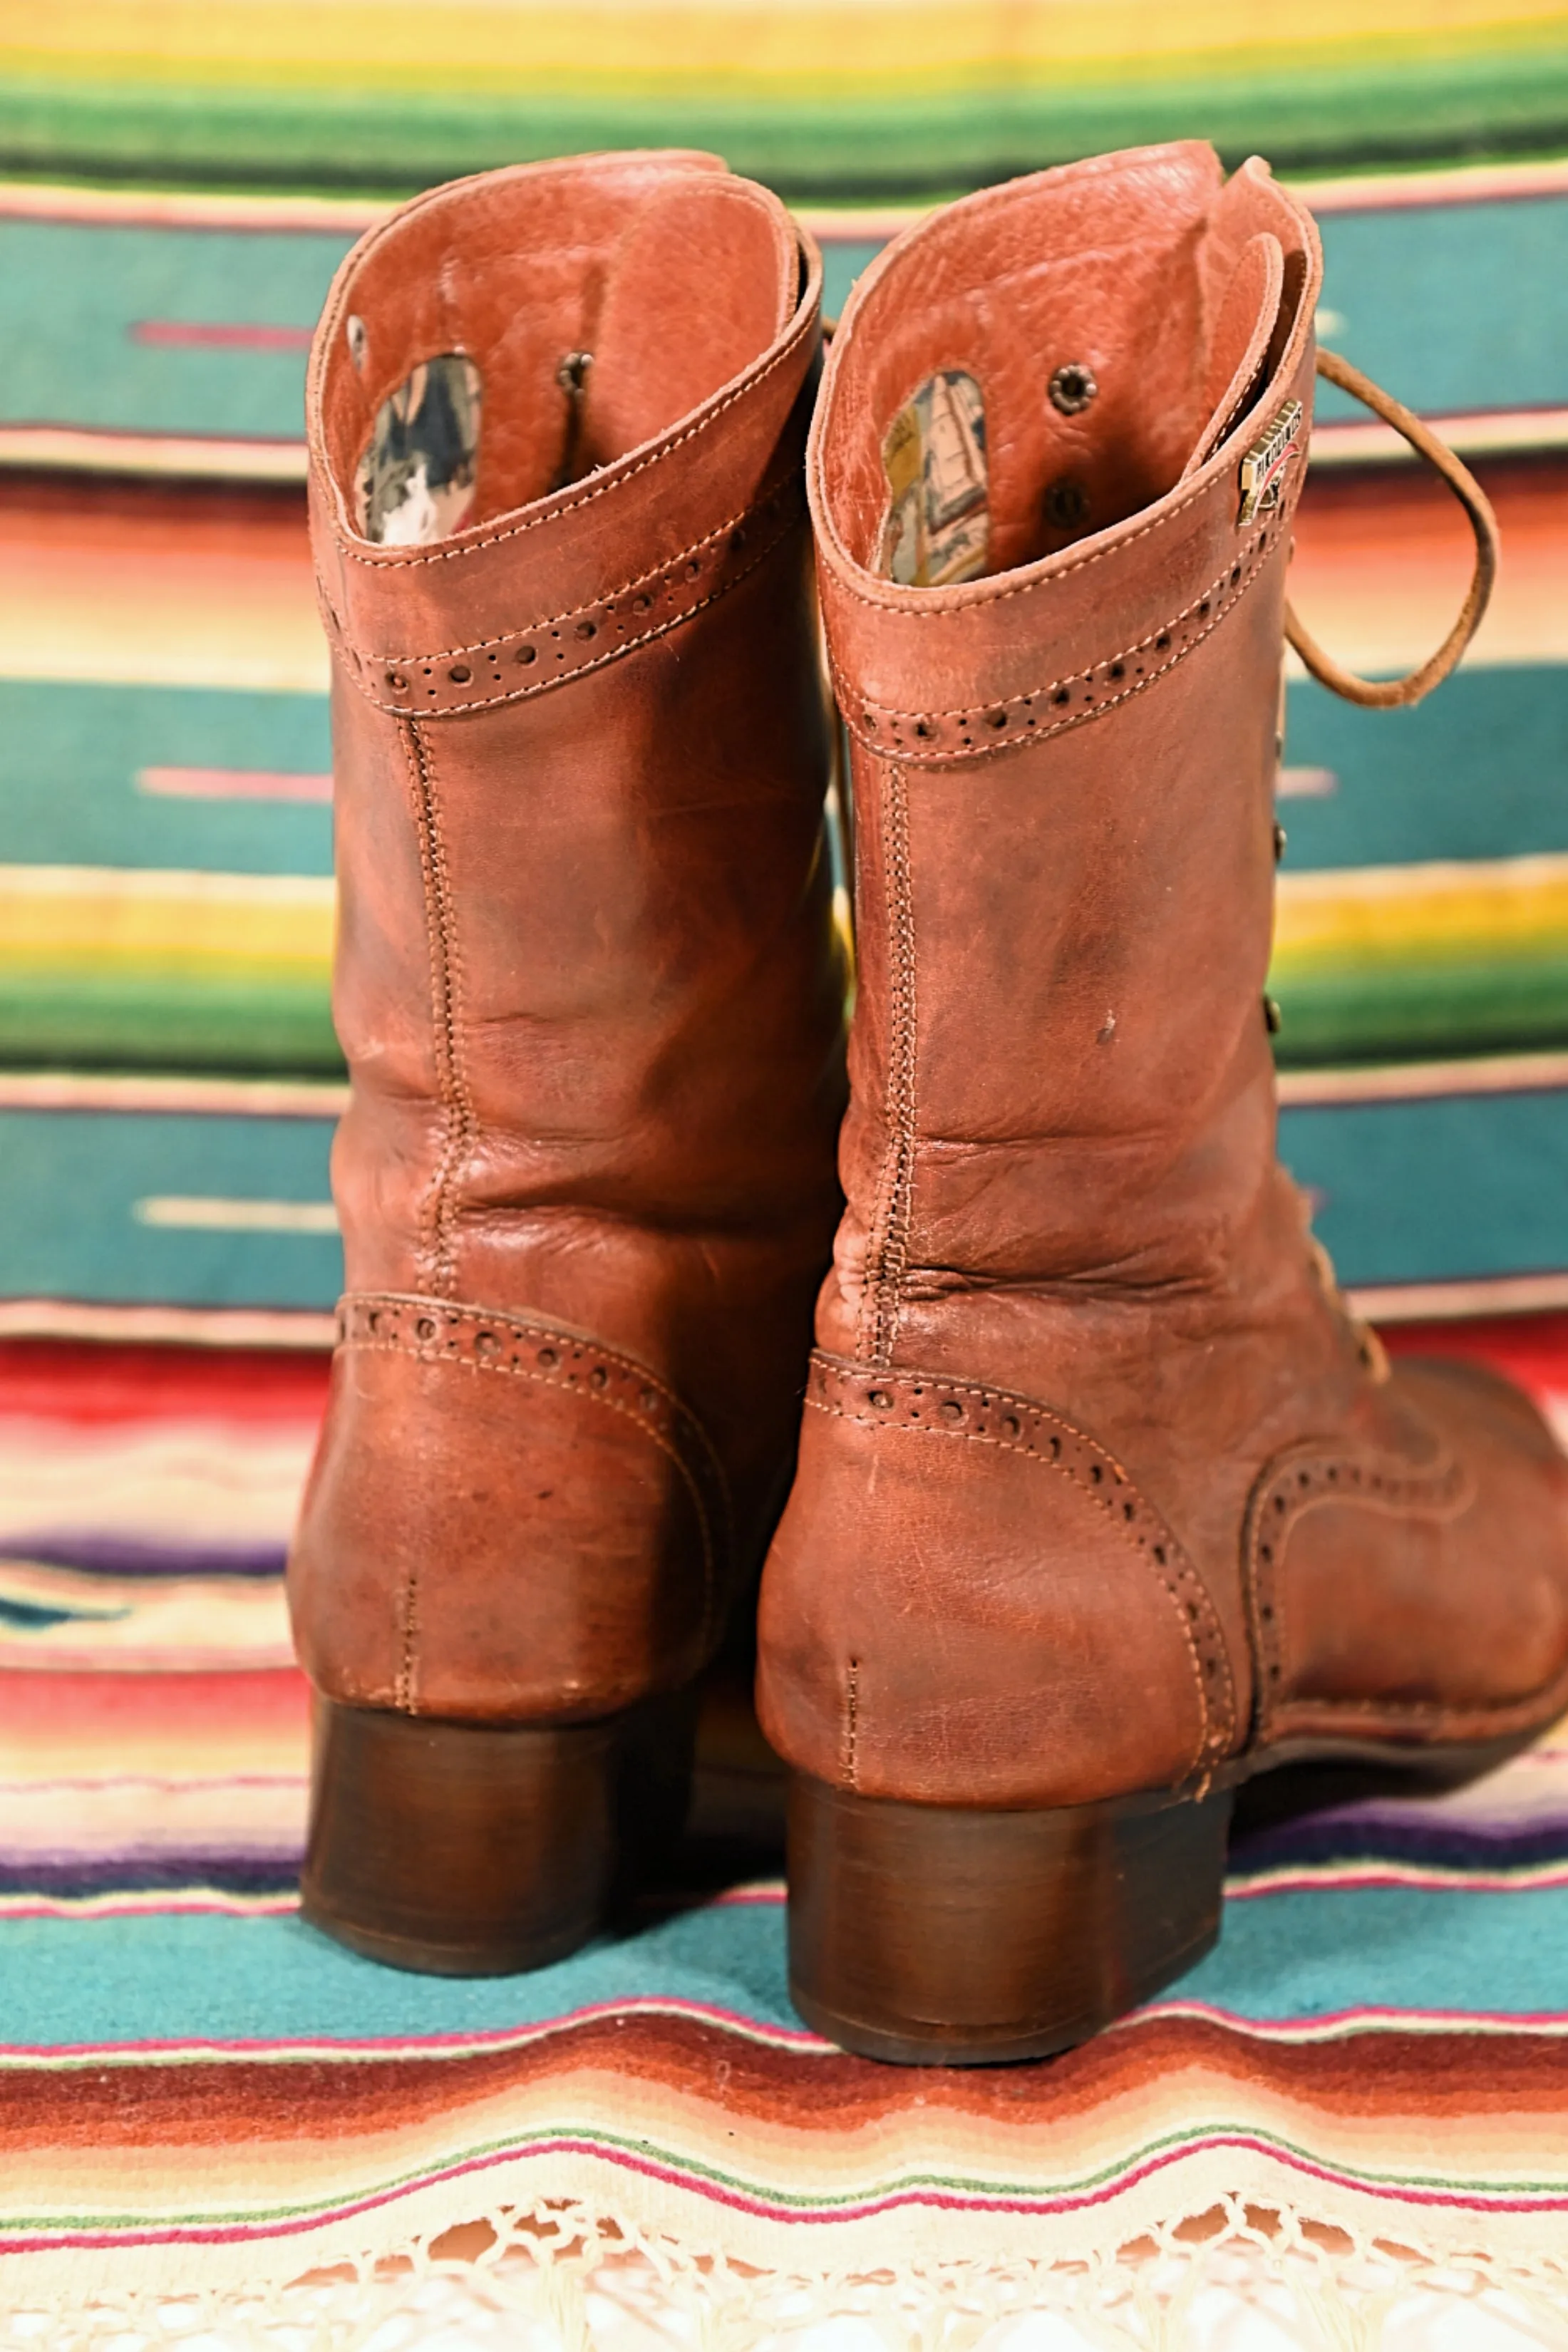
(0, 1339, 329, 1426)
(1382, 1311, 1568, 1398)
(130, 321, 315, 354)
(0, 1664, 309, 1738)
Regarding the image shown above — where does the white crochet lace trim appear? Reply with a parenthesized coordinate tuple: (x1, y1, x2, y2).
(4, 2198, 1568, 2351)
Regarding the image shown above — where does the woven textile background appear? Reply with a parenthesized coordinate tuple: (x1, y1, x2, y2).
(4, 80, 1568, 2331)
(4, 0, 1568, 191)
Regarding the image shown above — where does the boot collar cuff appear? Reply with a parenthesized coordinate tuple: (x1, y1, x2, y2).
(306, 161, 821, 717)
(809, 148, 1321, 769)
(815, 353, 1314, 771)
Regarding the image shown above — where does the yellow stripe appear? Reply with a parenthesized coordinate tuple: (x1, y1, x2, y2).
(1274, 852, 1568, 971)
(6, 0, 1566, 96)
(0, 866, 333, 976)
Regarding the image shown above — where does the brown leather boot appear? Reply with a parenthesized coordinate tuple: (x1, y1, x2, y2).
(289, 154, 846, 1973)
(756, 142, 1568, 2062)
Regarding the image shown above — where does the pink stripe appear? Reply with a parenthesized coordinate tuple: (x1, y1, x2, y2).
(0, 1893, 298, 1923)
(130, 321, 315, 354)
(1227, 1864, 1568, 1899)
(0, 1775, 306, 1794)
(137, 766, 332, 804)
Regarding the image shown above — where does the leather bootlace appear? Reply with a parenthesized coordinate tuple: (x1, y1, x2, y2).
(1286, 346, 1500, 709)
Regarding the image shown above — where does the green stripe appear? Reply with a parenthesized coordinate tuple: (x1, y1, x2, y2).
(4, 2108, 1562, 2237)
(1272, 954, 1568, 1065)
(9, 943, 1567, 1084)
(6, 48, 1568, 195)
(3, 955, 1567, 1082)
(0, 975, 342, 1076)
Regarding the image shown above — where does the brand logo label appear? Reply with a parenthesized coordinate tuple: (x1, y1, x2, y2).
(1237, 399, 1304, 527)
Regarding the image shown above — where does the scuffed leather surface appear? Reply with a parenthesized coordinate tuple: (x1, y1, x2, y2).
(293, 1299, 727, 1720)
(1252, 1358, 1568, 1741)
(757, 1354, 1227, 1806)
(756, 142, 1568, 1808)
(292, 155, 847, 1722)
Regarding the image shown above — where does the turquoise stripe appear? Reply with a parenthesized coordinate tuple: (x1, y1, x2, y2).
(0, 217, 348, 443)
(0, 1109, 339, 1310)
(5, 1882, 1568, 2051)
(0, 681, 331, 876)
(1281, 1088, 1568, 1288)
(2, 669, 1564, 883)
(1281, 666, 1568, 872)
(3, 189, 1568, 447)
(1312, 195, 1568, 425)
(1, 1084, 1567, 1312)
(0, 1902, 799, 2050)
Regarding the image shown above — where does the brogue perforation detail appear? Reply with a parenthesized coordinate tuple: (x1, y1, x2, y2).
(1245, 1435, 1472, 1738)
(838, 506, 1290, 768)
(337, 1292, 735, 1645)
(806, 1351, 1237, 1770)
(328, 472, 803, 719)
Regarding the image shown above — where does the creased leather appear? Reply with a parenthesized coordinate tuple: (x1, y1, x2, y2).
(756, 142, 1568, 1810)
(289, 154, 848, 1723)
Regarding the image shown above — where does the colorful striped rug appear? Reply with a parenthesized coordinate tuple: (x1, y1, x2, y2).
(4, 1316, 1568, 2326)
(4, 166, 1567, 479)
(4, 0, 1568, 195)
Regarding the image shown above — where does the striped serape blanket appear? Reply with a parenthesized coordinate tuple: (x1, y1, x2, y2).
(4, 1316, 1568, 2331)
(4, 0, 1568, 195)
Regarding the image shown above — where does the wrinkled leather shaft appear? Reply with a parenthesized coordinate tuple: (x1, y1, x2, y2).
(290, 154, 848, 1723)
(756, 142, 1568, 1807)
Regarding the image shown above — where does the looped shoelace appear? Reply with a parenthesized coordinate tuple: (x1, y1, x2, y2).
(1285, 355, 1500, 1346)
(1286, 346, 1501, 709)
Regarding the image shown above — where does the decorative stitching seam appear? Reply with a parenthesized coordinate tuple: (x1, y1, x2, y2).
(399, 723, 473, 1299)
(353, 480, 798, 666)
(844, 1656, 860, 1790)
(1245, 1437, 1483, 1739)
(858, 763, 917, 1367)
(339, 1293, 733, 1656)
(339, 1291, 733, 1543)
(333, 494, 802, 719)
(845, 525, 1276, 722)
(806, 1356, 1236, 1773)
(326, 307, 815, 572)
(832, 517, 1284, 768)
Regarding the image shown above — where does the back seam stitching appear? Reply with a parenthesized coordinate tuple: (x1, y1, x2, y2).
(400, 720, 474, 1300)
(859, 761, 917, 1366)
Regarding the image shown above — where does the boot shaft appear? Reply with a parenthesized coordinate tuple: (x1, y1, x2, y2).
(810, 145, 1321, 1363)
(307, 154, 847, 1346)
(293, 158, 848, 1729)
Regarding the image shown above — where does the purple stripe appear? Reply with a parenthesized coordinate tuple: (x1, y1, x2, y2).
(0, 1856, 301, 1897)
(0, 1535, 287, 1579)
(1232, 1811, 1568, 1874)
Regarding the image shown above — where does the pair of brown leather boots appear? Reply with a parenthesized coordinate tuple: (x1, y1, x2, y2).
(289, 142, 1568, 2065)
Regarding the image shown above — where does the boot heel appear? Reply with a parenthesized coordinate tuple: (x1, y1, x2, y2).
(301, 1693, 694, 1975)
(786, 1772, 1232, 2064)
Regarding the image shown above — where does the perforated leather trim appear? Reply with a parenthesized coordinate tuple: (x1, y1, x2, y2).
(805, 1351, 1237, 1770)
(1244, 1433, 1475, 1740)
(837, 500, 1293, 768)
(323, 470, 803, 718)
(336, 1291, 734, 1644)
